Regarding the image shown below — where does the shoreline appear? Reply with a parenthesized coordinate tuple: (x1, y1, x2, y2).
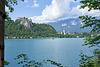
(4, 37, 85, 39)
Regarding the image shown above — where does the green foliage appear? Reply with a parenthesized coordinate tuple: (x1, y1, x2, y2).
(79, 15, 100, 33)
(46, 60, 67, 67)
(5, 0, 24, 21)
(4, 61, 10, 65)
(5, 20, 94, 38)
(79, 15, 100, 47)
(14, 54, 43, 67)
(79, 0, 100, 67)
(5, 18, 94, 38)
(79, 49, 100, 67)
(79, 0, 100, 47)
(79, 0, 100, 11)
(5, 11, 11, 21)
(14, 54, 67, 67)
(5, 19, 57, 38)
(65, 32, 92, 38)
(6, 0, 24, 12)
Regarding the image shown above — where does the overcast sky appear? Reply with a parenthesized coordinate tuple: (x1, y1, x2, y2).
(6, 0, 100, 23)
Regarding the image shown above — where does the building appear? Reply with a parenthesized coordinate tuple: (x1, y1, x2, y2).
(30, 37, 32, 38)
(28, 18, 32, 21)
(25, 18, 28, 19)
(63, 29, 66, 35)
(77, 36, 79, 38)
(17, 17, 23, 19)
(17, 17, 28, 19)
(91, 34, 93, 37)
(61, 32, 63, 34)
(60, 29, 66, 35)
(58, 32, 61, 34)
(6, 36, 8, 39)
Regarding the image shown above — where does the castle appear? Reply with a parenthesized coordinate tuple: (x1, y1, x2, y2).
(17, 17, 32, 21)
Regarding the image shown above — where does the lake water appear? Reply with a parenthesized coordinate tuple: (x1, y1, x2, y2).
(5, 38, 94, 67)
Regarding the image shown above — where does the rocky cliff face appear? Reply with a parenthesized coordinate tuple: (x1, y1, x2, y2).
(17, 18, 33, 28)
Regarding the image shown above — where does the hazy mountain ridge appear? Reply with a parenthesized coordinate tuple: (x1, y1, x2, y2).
(47, 18, 92, 33)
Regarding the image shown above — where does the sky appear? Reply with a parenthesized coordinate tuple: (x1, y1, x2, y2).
(6, 0, 100, 23)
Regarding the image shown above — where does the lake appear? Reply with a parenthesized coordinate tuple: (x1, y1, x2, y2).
(4, 38, 94, 67)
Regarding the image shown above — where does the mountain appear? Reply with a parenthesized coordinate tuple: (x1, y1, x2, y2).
(47, 18, 92, 33)
(5, 18, 56, 38)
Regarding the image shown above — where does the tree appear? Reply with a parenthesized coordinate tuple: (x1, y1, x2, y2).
(0, 0, 24, 67)
(79, 0, 100, 47)
(0, 0, 5, 67)
(77, 0, 100, 66)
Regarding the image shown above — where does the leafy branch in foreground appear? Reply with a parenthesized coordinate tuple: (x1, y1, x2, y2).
(14, 54, 67, 67)
(78, 0, 100, 47)
(79, 0, 100, 11)
(79, 0, 100, 67)
(14, 54, 43, 67)
(79, 49, 100, 67)
(79, 15, 100, 47)
(4, 61, 10, 66)
(79, 16, 100, 47)
(46, 60, 67, 67)
(6, 0, 24, 12)
(5, 0, 24, 21)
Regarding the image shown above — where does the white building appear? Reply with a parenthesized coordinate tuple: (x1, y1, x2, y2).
(63, 29, 66, 35)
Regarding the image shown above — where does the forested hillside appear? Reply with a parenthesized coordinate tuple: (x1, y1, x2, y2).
(5, 18, 97, 38)
(5, 18, 56, 38)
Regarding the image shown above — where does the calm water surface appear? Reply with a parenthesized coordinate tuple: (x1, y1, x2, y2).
(5, 38, 94, 67)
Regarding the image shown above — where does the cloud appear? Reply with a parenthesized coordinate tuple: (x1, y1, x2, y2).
(24, 0, 29, 3)
(71, 20, 77, 25)
(70, 5, 100, 17)
(30, 0, 100, 23)
(68, 26, 70, 28)
(5, 6, 9, 11)
(32, 0, 39, 7)
(62, 23, 67, 27)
